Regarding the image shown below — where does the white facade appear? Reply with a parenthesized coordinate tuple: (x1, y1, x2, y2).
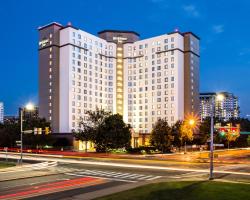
(123, 33, 185, 133)
(0, 102, 4, 124)
(59, 28, 116, 132)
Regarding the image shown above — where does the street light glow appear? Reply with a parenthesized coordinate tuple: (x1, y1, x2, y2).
(216, 94, 224, 101)
(189, 119, 195, 126)
(25, 102, 35, 111)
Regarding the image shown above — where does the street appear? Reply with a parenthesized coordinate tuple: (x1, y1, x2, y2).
(0, 150, 250, 199)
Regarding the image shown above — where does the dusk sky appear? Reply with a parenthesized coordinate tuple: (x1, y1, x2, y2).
(0, 0, 249, 117)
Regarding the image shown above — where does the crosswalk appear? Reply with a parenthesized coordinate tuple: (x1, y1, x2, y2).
(31, 161, 58, 170)
(64, 169, 162, 182)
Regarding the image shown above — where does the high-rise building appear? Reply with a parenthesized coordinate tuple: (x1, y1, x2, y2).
(19, 106, 39, 121)
(38, 22, 200, 144)
(0, 102, 4, 124)
(200, 92, 239, 121)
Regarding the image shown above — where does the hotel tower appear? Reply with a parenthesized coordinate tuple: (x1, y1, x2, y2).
(38, 22, 200, 145)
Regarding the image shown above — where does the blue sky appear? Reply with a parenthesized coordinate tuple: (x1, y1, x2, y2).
(0, 0, 249, 117)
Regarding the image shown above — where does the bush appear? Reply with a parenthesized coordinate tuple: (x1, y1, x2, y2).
(126, 146, 157, 154)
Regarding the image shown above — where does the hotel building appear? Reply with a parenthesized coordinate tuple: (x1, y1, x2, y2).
(38, 22, 200, 146)
(200, 92, 239, 121)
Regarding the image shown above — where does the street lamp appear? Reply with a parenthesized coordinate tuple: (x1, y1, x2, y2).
(20, 102, 35, 165)
(209, 94, 224, 180)
(189, 119, 195, 126)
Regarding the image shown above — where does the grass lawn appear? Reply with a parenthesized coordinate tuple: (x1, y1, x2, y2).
(96, 181, 250, 200)
(0, 161, 16, 169)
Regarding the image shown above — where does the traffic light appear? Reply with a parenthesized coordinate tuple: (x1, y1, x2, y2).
(219, 128, 227, 138)
(38, 128, 42, 135)
(45, 127, 50, 135)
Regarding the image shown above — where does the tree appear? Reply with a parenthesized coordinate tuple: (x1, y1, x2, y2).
(94, 114, 131, 152)
(225, 129, 240, 149)
(247, 136, 250, 146)
(73, 117, 95, 152)
(171, 120, 182, 149)
(0, 117, 52, 148)
(73, 108, 131, 152)
(199, 118, 211, 144)
(150, 119, 172, 153)
(0, 121, 20, 147)
(180, 121, 194, 153)
(73, 108, 111, 152)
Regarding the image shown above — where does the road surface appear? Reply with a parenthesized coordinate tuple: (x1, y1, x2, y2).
(0, 151, 249, 199)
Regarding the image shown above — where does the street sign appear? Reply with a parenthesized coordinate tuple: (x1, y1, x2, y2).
(23, 130, 33, 134)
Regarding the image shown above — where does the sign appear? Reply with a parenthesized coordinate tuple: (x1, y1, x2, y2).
(39, 39, 49, 47)
(16, 141, 21, 147)
(113, 36, 127, 43)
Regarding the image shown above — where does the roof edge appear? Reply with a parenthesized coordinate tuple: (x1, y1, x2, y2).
(38, 22, 63, 30)
(98, 30, 140, 37)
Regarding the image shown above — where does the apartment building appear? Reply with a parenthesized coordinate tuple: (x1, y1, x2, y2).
(0, 102, 3, 124)
(200, 92, 239, 121)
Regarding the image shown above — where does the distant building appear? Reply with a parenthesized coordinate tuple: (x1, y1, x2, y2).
(4, 115, 19, 124)
(19, 106, 39, 121)
(0, 102, 3, 124)
(200, 92, 239, 121)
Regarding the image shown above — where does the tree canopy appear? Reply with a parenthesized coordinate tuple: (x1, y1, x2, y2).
(150, 119, 172, 153)
(73, 108, 131, 152)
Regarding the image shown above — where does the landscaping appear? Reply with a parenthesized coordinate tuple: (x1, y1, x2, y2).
(0, 161, 15, 169)
(96, 181, 250, 200)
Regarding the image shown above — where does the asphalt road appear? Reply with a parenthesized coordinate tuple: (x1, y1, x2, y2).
(0, 151, 249, 199)
(0, 161, 187, 200)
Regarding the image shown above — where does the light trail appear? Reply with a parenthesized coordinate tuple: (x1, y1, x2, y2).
(0, 154, 250, 177)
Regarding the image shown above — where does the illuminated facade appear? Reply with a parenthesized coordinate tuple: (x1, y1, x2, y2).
(38, 22, 200, 142)
(200, 92, 239, 121)
(0, 102, 3, 124)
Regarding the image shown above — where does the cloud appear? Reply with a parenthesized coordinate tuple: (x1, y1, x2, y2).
(239, 48, 250, 56)
(183, 4, 200, 17)
(212, 25, 224, 34)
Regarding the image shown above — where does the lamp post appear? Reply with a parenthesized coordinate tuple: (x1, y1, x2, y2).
(209, 94, 224, 180)
(209, 96, 215, 180)
(20, 103, 35, 165)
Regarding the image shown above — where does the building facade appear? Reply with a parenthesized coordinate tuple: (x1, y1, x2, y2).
(19, 106, 39, 121)
(200, 92, 239, 121)
(0, 102, 4, 124)
(38, 22, 200, 144)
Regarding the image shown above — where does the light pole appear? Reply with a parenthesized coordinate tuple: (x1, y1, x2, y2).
(209, 94, 224, 180)
(209, 96, 215, 180)
(20, 103, 35, 165)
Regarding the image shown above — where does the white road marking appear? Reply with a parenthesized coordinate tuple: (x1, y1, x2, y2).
(147, 176, 162, 180)
(65, 170, 161, 182)
(64, 173, 137, 183)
